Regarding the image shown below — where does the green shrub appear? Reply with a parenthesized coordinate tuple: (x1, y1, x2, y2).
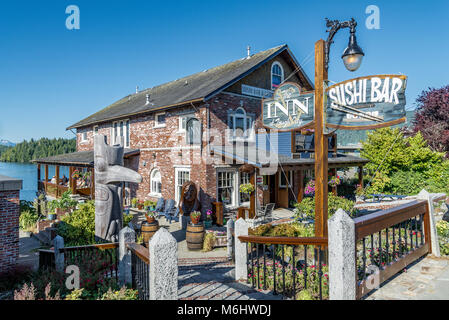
(19, 210, 39, 231)
(294, 193, 358, 219)
(437, 220, 449, 256)
(249, 222, 314, 238)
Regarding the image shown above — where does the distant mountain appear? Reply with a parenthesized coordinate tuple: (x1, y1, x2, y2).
(0, 139, 15, 147)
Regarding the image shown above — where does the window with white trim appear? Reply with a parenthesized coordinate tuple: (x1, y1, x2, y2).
(175, 167, 190, 204)
(227, 107, 254, 141)
(154, 112, 166, 128)
(150, 169, 162, 196)
(81, 132, 87, 142)
(186, 118, 201, 145)
(112, 120, 130, 147)
(217, 171, 235, 207)
(271, 61, 284, 90)
(178, 114, 195, 132)
(279, 171, 292, 188)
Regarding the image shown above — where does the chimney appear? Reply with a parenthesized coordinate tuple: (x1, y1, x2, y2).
(146, 94, 150, 105)
(247, 45, 251, 58)
(135, 86, 139, 94)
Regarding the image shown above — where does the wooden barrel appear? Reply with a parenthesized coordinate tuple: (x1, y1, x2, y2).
(186, 223, 205, 251)
(141, 221, 159, 246)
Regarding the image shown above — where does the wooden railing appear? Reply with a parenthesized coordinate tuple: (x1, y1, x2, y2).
(354, 200, 431, 299)
(238, 235, 329, 300)
(126, 243, 150, 300)
(39, 181, 92, 199)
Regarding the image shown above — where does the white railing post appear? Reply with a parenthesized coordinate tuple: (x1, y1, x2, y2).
(149, 228, 178, 300)
(227, 218, 235, 260)
(417, 189, 441, 257)
(118, 226, 135, 286)
(53, 235, 65, 273)
(234, 218, 248, 281)
(328, 208, 356, 300)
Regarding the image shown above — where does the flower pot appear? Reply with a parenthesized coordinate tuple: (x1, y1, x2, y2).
(190, 217, 201, 225)
(204, 220, 212, 228)
(137, 204, 144, 210)
(146, 216, 156, 224)
(48, 213, 56, 221)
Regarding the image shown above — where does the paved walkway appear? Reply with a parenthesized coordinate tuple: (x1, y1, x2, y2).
(18, 230, 42, 272)
(365, 256, 449, 300)
(178, 257, 280, 300)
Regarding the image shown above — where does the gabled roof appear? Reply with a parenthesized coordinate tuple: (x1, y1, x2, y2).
(67, 44, 313, 130)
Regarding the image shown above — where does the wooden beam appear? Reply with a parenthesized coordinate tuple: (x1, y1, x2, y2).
(69, 167, 75, 194)
(297, 170, 304, 203)
(358, 166, 364, 188)
(314, 39, 328, 238)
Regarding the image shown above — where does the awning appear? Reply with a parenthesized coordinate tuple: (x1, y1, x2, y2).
(31, 149, 140, 167)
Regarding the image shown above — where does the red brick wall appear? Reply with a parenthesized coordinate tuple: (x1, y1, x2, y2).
(0, 190, 20, 273)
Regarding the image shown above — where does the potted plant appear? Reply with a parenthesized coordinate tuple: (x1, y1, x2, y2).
(239, 183, 255, 195)
(190, 211, 202, 225)
(47, 211, 56, 221)
(131, 198, 138, 208)
(137, 200, 144, 210)
(145, 210, 156, 224)
(304, 180, 315, 197)
(328, 175, 341, 188)
(204, 209, 213, 228)
(144, 200, 152, 211)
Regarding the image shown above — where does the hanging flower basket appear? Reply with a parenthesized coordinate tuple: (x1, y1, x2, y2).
(239, 183, 255, 195)
(328, 176, 341, 188)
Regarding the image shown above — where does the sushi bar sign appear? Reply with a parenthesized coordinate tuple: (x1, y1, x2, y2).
(262, 74, 408, 131)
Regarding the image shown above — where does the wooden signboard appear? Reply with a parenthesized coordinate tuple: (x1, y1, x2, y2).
(325, 74, 407, 130)
(262, 82, 315, 131)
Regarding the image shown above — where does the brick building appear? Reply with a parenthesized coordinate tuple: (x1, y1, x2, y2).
(0, 175, 22, 274)
(44, 44, 367, 214)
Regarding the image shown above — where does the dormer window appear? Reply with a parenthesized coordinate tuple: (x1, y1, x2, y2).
(271, 61, 284, 90)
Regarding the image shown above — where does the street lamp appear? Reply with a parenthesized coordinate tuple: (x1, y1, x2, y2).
(325, 18, 364, 72)
(313, 18, 364, 238)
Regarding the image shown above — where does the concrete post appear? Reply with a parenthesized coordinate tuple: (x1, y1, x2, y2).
(234, 218, 248, 281)
(417, 189, 441, 257)
(227, 219, 235, 260)
(149, 228, 178, 300)
(53, 235, 65, 273)
(118, 226, 136, 286)
(328, 209, 356, 300)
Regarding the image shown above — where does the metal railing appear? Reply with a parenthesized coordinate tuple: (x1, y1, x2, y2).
(354, 200, 431, 299)
(238, 235, 328, 300)
(127, 243, 150, 300)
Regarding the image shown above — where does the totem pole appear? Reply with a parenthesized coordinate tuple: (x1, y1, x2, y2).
(94, 135, 142, 242)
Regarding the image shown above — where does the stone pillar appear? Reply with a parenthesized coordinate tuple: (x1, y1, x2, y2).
(234, 218, 248, 281)
(328, 208, 356, 300)
(53, 235, 65, 273)
(227, 219, 235, 260)
(118, 227, 136, 286)
(0, 175, 22, 274)
(149, 228, 178, 300)
(417, 189, 441, 257)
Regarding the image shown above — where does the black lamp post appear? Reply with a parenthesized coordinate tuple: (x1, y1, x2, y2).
(324, 18, 365, 72)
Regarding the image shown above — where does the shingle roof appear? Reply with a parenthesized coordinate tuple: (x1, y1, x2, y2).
(31, 149, 140, 167)
(67, 44, 313, 130)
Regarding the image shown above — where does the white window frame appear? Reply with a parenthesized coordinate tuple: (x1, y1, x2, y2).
(150, 168, 162, 197)
(271, 61, 284, 90)
(154, 112, 166, 128)
(217, 168, 239, 208)
(227, 107, 255, 142)
(174, 166, 191, 204)
(111, 119, 130, 147)
(279, 171, 293, 189)
(80, 131, 88, 143)
(178, 113, 195, 133)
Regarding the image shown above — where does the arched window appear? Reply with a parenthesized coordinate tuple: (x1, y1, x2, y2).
(227, 107, 254, 140)
(186, 118, 201, 145)
(150, 169, 162, 196)
(271, 62, 284, 90)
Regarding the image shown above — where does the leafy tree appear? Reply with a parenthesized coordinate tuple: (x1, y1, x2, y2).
(412, 85, 449, 156)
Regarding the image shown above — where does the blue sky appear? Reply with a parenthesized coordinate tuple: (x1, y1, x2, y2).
(0, 0, 448, 142)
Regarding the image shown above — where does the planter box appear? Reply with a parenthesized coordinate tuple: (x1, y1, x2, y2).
(214, 235, 228, 247)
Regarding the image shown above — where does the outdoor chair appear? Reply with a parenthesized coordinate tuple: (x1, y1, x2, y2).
(257, 203, 275, 223)
(153, 198, 165, 218)
(166, 207, 180, 224)
(161, 199, 176, 220)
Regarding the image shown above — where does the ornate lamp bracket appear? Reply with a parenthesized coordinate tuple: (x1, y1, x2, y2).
(324, 18, 357, 73)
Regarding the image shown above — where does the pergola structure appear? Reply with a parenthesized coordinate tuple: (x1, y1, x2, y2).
(32, 149, 140, 199)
